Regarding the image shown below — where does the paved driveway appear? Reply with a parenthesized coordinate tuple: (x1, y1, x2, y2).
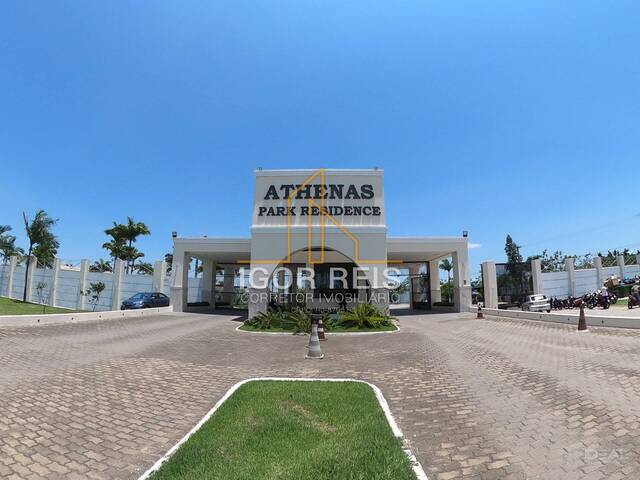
(1, 312, 640, 480)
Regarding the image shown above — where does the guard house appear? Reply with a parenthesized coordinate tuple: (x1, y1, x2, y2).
(170, 169, 471, 317)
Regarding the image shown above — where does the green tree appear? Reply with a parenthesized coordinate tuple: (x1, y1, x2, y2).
(395, 276, 410, 295)
(102, 240, 125, 266)
(119, 217, 150, 273)
(526, 249, 565, 272)
(103, 217, 150, 274)
(136, 262, 154, 275)
(89, 259, 112, 272)
(574, 253, 594, 269)
(0, 225, 25, 263)
(33, 238, 60, 268)
(164, 253, 173, 275)
(504, 235, 523, 264)
(503, 235, 527, 302)
(193, 258, 205, 277)
(440, 281, 453, 303)
(82, 281, 106, 311)
(22, 210, 58, 301)
(121, 245, 145, 273)
(599, 248, 638, 266)
(439, 258, 453, 282)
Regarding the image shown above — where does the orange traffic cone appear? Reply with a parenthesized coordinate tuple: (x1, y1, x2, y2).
(306, 321, 324, 359)
(317, 316, 326, 341)
(577, 303, 588, 332)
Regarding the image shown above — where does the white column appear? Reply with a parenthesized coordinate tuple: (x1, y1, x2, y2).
(565, 257, 576, 297)
(594, 256, 604, 288)
(356, 263, 369, 304)
(152, 260, 166, 293)
(223, 265, 236, 305)
(49, 258, 62, 306)
(25, 255, 37, 303)
(617, 255, 626, 280)
(170, 250, 189, 312)
(452, 249, 471, 312)
(247, 262, 276, 318)
(5, 255, 18, 298)
(637, 253, 640, 269)
(111, 259, 124, 310)
(77, 259, 89, 310)
(248, 287, 269, 318)
(481, 261, 498, 309)
(201, 259, 215, 307)
(531, 258, 543, 295)
(428, 260, 442, 303)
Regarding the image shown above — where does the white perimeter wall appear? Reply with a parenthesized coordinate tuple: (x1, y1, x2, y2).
(542, 265, 640, 298)
(0, 262, 204, 311)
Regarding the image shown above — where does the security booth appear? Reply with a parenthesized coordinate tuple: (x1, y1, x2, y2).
(170, 169, 471, 316)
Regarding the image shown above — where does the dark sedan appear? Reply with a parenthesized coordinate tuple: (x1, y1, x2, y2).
(121, 292, 170, 310)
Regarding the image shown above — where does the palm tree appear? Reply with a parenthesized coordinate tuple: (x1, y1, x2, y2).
(104, 217, 150, 273)
(0, 225, 24, 263)
(33, 237, 60, 268)
(102, 238, 125, 271)
(122, 245, 144, 273)
(136, 262, 154, 275)
(103, 222, 127, 271)
(22, 210, 58, 301)
(439, 258, 453, 283)
(164, 253, 173, 275)
(89, 259, 112, 272)
(193, 258, 200, 278)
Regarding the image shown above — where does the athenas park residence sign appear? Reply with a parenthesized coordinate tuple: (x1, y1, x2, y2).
(258, 183, 381, 217)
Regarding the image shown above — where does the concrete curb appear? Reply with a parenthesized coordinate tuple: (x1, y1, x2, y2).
(137, 377, 428, 480)
(0, 306, 174, 328)
(474, 306, 640, 329)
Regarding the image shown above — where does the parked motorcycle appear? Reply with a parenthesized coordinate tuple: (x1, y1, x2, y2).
(583, 289, 616, 309)
(629, 284, 640, 309)
(551, 296, 578, 310)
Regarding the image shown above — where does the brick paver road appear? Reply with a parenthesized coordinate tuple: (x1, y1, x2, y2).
(1, 311, 640, 479)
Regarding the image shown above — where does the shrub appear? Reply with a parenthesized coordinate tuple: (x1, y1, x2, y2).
(335, 303, 395, 329)
(81, 281, 106, 312)
(285, 309, 311, 333)
(245, 308, 311, 333)
(246, 310, 282, 329)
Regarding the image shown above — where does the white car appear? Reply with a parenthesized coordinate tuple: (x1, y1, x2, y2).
(521, 294, 551, 312)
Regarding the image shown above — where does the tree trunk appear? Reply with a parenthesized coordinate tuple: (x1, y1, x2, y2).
(128, 239, 133, 274)
(22, 245, 33, 302)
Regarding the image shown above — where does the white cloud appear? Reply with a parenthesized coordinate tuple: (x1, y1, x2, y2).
(469, 243, 482, 249)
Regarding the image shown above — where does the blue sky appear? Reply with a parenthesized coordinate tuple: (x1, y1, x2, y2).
(1, 1, 639, 277)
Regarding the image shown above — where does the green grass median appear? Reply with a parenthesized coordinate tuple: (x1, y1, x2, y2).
(150, 380, 416, 480)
